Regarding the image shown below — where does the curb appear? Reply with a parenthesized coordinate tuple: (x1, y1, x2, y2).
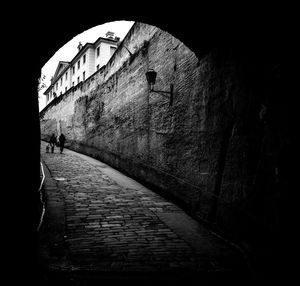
(38, 159, 70, 270)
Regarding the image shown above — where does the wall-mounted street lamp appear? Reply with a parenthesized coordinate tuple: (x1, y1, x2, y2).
(145, 69, 173, 106)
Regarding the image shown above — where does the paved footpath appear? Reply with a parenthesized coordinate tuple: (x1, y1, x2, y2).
(38, 141, 249, 285)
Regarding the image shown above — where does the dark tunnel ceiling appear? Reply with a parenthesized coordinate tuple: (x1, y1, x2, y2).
(35, 11, 281, 73)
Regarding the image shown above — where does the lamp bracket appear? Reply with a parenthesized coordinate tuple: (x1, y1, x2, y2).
(150, 89, 171, 96)
(149, 84, 173, 106)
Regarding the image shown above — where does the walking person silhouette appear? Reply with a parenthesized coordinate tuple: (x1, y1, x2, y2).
(59, 133, 66, 154)
(49, 133, 57, 153)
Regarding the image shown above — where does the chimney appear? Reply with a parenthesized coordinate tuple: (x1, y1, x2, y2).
(77, 41, 83, 51)
(105, 31, 115, 39)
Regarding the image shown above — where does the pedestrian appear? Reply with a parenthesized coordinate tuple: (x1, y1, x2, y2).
(49, 133, 57, 153)
(59, 133, 66, 154)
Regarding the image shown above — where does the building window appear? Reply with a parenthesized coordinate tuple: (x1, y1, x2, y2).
(65, 87, 67, 92)
(60, 78, 63, 86)
(110, 46, 117, 56)
(77, 60, 80, 70)
(56, 83, 58, 90)
(65, 72, 68, 80)
(72, 66, 75, 74)
(97, 47, 100, 57)
(77, 76, 80, 84)
(83, 54, 86, 64)
(96, 64, 99, 70)
(83, 71, 85, 81)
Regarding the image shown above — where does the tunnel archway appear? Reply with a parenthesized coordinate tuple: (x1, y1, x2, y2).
(38, 18, 284, 240)
(11, 9, 289, 286)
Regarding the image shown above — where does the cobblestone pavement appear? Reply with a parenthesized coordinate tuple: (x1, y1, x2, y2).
(39, 141, 247, 282)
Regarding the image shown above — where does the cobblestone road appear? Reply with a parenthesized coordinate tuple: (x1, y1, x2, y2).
(39, 141, 246, 278)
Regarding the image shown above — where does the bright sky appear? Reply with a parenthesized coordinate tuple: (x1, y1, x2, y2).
(39, 20, 135, 110)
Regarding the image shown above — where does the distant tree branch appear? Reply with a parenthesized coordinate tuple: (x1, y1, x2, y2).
(38, 74, 47, 94)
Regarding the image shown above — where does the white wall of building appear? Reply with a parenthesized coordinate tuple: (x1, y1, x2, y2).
(58, 67, 71, 95)
(95, 42, 117, 70)
(44, 39, 118, 107)
(71, 54, 84, 86)
(45, 66, 71, 105)
(87, 48, 95, 77)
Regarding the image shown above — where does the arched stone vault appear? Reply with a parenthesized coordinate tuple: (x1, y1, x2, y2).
(38, 16, 286, 242)
(9, 9, 289, 285)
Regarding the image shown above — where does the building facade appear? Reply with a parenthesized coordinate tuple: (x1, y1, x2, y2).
(44, 31, 119, 105)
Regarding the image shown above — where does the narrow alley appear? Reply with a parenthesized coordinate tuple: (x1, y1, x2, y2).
(38, 140, 249, 285)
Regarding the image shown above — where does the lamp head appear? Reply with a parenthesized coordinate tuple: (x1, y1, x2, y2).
(145, 69, 157, 89)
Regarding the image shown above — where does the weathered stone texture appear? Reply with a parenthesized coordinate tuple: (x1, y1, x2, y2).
(40, 22, 279, 241)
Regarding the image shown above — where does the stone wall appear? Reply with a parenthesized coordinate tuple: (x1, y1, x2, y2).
(40, 22, 280, 243)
